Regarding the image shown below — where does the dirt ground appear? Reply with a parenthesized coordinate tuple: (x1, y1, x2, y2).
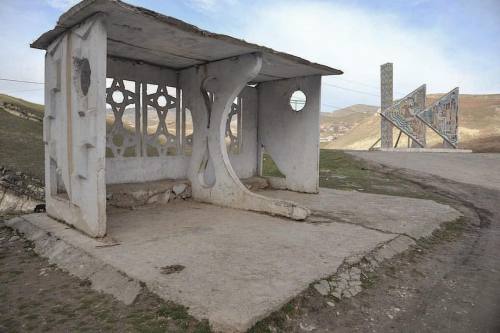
(250, 157, 500, 333)
(0, 218, 211, 333)
(1, 151, 500, 332)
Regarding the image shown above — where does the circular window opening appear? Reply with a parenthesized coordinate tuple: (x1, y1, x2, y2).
(290, 90, 306, 112)
(112, 91, 124, 104)
(157, 95, 167, 107)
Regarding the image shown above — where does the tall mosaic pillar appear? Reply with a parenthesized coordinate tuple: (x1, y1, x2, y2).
(380, 63, 393, 148)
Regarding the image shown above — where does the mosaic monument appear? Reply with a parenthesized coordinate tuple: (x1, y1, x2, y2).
(380, 63, 459, 149)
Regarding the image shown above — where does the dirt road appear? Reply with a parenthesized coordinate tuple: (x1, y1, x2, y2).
(252, 152, 500, 332)
(310, 152, 500, 332)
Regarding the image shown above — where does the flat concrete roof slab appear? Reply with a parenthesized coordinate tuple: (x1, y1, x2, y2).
(31, 0, 342, 82)
(8, 189, 461, 331)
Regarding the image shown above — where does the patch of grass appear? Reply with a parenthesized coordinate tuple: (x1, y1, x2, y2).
(318, 149, 405, 194)
(157, 303, 190, 321)
(193, 320, 212, 333)
(417, 217, 467, 250)
(360, 270, 378, 289)
(248, 301, 298, 333)
(0, 108, 44, 179)
(262, 154, 285, 178)
(316, 149, 458, 205)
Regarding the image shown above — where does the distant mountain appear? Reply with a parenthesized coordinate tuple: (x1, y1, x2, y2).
(320, 104, 378, 144)
(322, 94, 500, 152)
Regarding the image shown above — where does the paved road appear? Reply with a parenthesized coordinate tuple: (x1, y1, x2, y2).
(348, 151, 500, 191)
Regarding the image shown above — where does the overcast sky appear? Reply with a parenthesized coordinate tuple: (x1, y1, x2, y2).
(1, 0, 499, 111)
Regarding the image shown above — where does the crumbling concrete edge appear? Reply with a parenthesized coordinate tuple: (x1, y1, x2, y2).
(4, 215, 143, 305)
(312, 234, 416, 300)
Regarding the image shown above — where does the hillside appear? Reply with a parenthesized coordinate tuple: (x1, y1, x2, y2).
(0, 108, 44, 179)
(320, 104, 378, 144)
(324, 94, 500, 152)
(0, 94, 44, 114)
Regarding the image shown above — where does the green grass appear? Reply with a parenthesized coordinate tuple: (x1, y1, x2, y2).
(0, 108, 44, 179)
(0, 94, 44, 114)
(316, 149, 449, 201)
(261, 154, 285, 178)
(318, 149, 393, 192)
(262, 149, 421, 196)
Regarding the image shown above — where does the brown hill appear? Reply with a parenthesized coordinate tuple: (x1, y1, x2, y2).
(320, 104, 378, 144)
(323, 94, 500, 152)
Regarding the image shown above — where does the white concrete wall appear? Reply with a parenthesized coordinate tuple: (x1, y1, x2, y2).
(105, 58, 258, 184)
(228, 86, 258, 179)
(44, 14, 108, 237)
(258, 76, 321, 193)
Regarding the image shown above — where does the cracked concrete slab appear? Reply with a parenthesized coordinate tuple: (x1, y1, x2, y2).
(5, 188, 461, 332)
(261, 188, 461, 239)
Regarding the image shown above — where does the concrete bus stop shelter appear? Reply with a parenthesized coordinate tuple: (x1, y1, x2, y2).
(32, 0, 343, 237)
(16, 0, 463, 331)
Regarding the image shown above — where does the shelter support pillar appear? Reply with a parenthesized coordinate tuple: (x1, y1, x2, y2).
(43, 14, 107, 237)
(180, 53, 310, 220)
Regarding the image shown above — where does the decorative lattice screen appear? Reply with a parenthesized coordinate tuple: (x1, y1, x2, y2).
(105, 78, 243, 158)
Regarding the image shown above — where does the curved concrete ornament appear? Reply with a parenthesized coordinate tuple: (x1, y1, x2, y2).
(180, 53, 310, 220)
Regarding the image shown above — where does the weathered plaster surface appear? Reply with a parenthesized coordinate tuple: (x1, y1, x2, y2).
(258, 76, 321, 193)
(38, 1, 337, 235)
(180, 54, 310, 220)
(44, 14, 107, 237)
(31, 0, 342, 81)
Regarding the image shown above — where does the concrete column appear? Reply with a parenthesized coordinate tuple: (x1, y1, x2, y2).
(180, 53, 310, 220)
(380, 63, 393, 148)
(43, 14, 107, 237)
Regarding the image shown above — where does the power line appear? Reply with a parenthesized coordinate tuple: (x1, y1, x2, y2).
(330, 77, 379, 90)
(325, 78, 406, 98)
(0, 76, 405, 97)
(322, 103, 345, 110)
(0, 78, 44, 85)
(0, 76, 413, 105)
(322, 82, 381, 98)
(3, 88, 44, 94)
(0, 76, 393, 98)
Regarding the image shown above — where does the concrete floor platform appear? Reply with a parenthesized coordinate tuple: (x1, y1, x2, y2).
(6, 189, 461, 332)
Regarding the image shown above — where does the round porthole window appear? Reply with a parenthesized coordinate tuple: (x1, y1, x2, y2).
(290, 90, 306, 112)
